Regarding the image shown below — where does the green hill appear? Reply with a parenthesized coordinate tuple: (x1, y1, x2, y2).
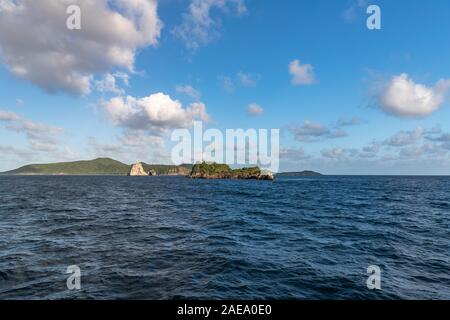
(0, 158, 194, 176)
(0, 158, 131, 175)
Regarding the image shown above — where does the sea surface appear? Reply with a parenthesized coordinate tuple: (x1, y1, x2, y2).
(0, 175, 449, 300)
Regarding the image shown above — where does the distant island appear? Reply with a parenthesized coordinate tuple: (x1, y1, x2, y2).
(276, 170, 322, 177)
(0, 158, 192, 176)
(189, 162, 274, 180)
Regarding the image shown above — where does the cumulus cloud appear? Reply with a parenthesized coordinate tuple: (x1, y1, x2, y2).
(377, 74, 450, 118)
(247, 103, 264, 116)
(0, 110, 20, 121)
(176, 85, 201, 100)
(289, 59, 315, 86)
(0, 0, 162, 95)
(173, 0, 246, 50)
(103, 92, 209, 134)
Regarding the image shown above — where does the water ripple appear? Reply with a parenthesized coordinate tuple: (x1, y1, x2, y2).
(0, 175, 449, 299)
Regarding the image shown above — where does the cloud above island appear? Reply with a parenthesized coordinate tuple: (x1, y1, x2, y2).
(103, 92, 209, 134)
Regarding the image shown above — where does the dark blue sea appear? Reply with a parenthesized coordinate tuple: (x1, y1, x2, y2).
(0, 176, 448, 299)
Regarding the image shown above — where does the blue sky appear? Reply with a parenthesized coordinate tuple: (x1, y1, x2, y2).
(1, 0, 450, 174)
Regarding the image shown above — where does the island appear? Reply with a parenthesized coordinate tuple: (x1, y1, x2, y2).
(0, 158, 275, 181)
(189, 162, 275, 180)
(0, 158, 192, 176)
(276, 170, 322, 177)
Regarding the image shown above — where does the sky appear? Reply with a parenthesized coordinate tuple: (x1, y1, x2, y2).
(1, 0, 450, 174)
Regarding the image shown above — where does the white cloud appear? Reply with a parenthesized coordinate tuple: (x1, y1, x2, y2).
(289, 59, 315, 86)
(378, 74, 450, 118)
(173, 0, 246, 50)
(0, 110, 20, 121)
(247, 103, 264, 116)
(95, 73, 125, 95)
(176, 85, 201, 100)
(0, 0, 162, 95)
(103, 92, 209, 134)
(0, 109, 63, 152)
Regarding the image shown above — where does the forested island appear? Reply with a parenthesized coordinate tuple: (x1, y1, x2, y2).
(276, 171, 322, 177)
(189, 162, 274, 180)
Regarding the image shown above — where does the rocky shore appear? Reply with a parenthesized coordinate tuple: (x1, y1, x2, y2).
(128, 162, 155, 176)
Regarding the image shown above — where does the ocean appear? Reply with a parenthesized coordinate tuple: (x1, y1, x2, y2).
(0, 175, 448, 299)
